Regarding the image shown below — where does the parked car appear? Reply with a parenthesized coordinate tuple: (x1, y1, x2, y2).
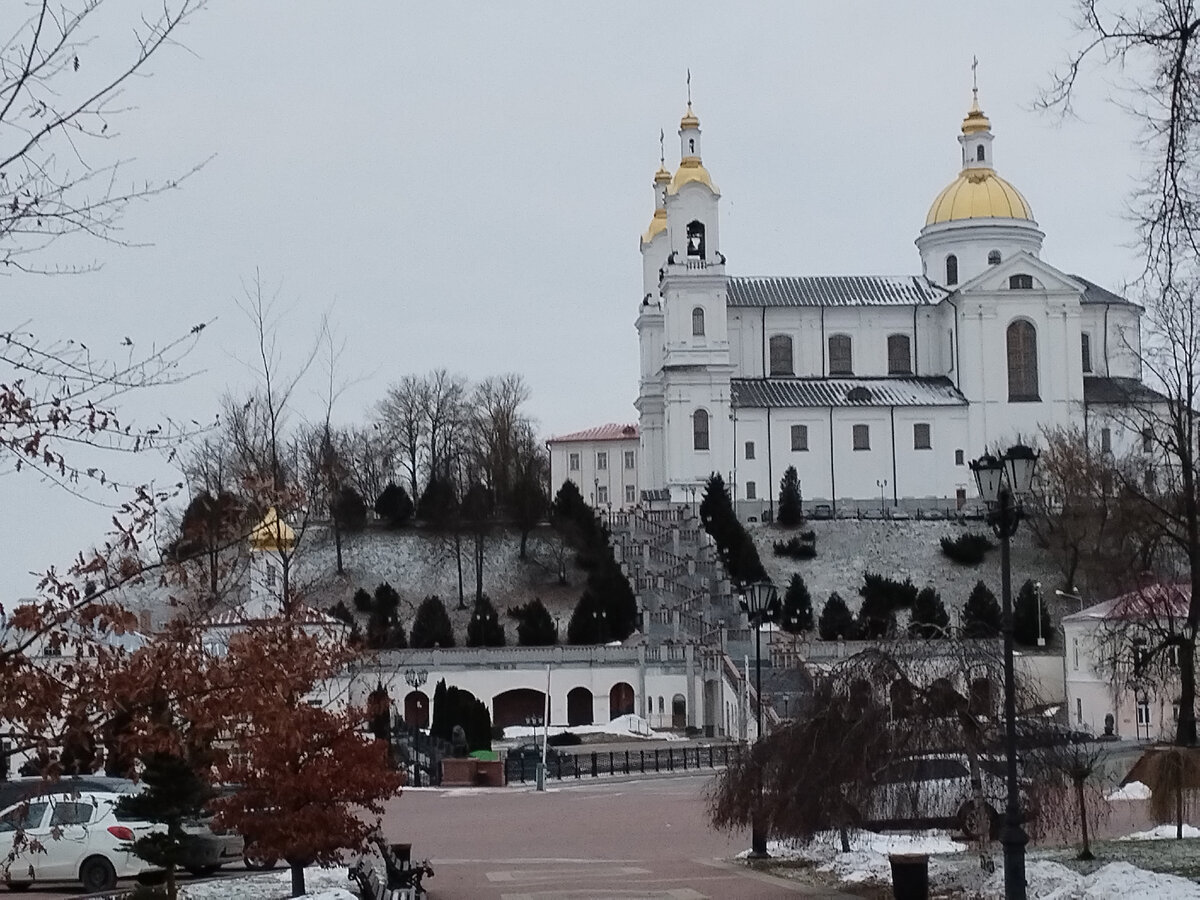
(178, 811, 245, 876)
(0, 776, 139, 814)
(0, 790, 161, 891)
(853, 754, 1019, 839)
(504, 744, 573, 781)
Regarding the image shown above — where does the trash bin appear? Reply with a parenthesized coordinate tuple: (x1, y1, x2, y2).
(889, 853, 929, 900)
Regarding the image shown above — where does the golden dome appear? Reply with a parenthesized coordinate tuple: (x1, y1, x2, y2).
(642, 208, 667, 243)
(961, 96, 991, 135)
(249, 507, 296, 553)
(668, 159, 717, 195)
(680, 103, 699, 130)
(925, 167, 1033, 225)
(654, 165, 671, 184)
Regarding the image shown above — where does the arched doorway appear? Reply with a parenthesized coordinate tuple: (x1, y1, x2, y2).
(609, 682, 635, 720)
(671, 693, 687, 729)
(403, 690, 429, 730)
(567, 687, 594, 726)
(367, 684, 392, 739)
(493, 688, 546, 729)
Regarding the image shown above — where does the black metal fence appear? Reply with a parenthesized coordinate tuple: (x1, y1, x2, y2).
(391, 722, 449, 787)
(504, 743, 743, 784)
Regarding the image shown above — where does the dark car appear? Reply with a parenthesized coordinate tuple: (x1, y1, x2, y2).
(504, 744, 573, 782)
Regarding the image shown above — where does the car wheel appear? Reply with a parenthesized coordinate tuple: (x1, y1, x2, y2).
(243, 848, 278, 870)
(187, 865, 220, 876)
(79, 855, 118, 892)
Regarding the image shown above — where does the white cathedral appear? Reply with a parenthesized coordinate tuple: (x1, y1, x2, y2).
(633, 89, 1160, 519)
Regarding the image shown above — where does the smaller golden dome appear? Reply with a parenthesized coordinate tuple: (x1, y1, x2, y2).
(962, 96, 991, 135)
(654, 165, 671, 184)
(925, 167, 1033, 225)
(249, 507, 296, 553)
(668, 162, 717, 195)
(642, 208, 667, 244)
(680, 103, 700, 130)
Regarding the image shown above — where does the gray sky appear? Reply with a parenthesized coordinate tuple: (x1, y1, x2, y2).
(5, 1, 1148, 592)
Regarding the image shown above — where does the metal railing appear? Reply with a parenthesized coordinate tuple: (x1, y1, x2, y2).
(504, 743, 742, 784)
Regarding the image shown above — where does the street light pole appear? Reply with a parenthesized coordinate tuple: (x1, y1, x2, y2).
(741, 581, 779, 860)
(971, 446, 1038, 900)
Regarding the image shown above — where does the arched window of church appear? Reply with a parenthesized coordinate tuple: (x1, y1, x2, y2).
(988, 250, 1002, 266)
(686, 221, 706, 258)
(769, 335, 793, 376)
(692, 409, 710, 451)
(1007, 320, 1040, 402)
(692, 307, 705, 336)
(1009, 273, 1034, 289)
(828, 334, 853, 375)
(945, 254, 958, 286)
(887, 334, 912, 375)
(976, 145, 985, 162)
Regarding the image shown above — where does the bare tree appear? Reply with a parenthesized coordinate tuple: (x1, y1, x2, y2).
(376, 374, 426, 501)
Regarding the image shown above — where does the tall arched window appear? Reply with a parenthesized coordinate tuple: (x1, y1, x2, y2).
(686, 220, 705, 258)
(887, 334, 912, 375)
(692, 409, 710, 450)
(945, 254, 958, 286)
(1007, 320, 1040, 402)
(828, 334, 853, 375)
(769, 334, 793, 375)
(692, 306, 705, 336)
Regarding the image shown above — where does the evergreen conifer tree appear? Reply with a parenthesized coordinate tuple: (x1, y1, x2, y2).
(908, 586, 950, 638)
(780, 574, 814, 633)
(818, 592, 857, 641)
(1013, 579, 1052, 647)
(777, 466, 804, 527)
(962, 581, 1002, 639)
(466, 595, 506, 647)
(374, 482, 414, 527)
(410, 595, 455, 648)
(353, 587, 373, 613)
(511, 598, 558, 646)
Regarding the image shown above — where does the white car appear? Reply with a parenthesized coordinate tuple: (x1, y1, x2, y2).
(0, 790, 161, 892)
(857, 754, 1013, 838)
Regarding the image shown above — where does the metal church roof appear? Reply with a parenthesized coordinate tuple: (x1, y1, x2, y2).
(731, 377, 967, 409)
(727, 275, 947, 307)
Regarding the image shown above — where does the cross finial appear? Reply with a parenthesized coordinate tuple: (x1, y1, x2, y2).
(659, 128, 665, 165)
(686, 68, 692, 106)
(971, 55, 979, 101)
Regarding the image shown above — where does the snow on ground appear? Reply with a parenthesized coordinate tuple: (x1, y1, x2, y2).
(980, 860, 1200, 899)
(1107, 780, 1152, 801)
(502, 713, 682, 742)
(180, 867, 356, 900)
(1119, 823, 1200, 840)
(745, 829, 966, 883)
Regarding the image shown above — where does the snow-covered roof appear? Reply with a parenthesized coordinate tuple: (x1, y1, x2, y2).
(199, 605, 342, 628)
(1062, 583, 1191, 624)
(548, 423, 639, 443)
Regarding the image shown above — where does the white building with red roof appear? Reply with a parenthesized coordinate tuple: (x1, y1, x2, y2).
(1063, 583, 1191, 742)
(547, 423, 640, 510)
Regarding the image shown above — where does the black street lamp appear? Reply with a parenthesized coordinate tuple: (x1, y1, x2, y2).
(970, 444, 1038, 900)
(740, 580, 780, 860)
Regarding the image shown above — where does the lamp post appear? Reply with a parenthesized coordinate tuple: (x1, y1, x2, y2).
(876, 478, 888, 516)
(740, 580, 780, 860)
(970, 444, 1039, 900)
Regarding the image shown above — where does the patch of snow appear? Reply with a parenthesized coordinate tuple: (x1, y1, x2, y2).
(1107, 780, 1152, 801)
(180, 866, 356, 900)
(744, 829, 965, 884)
(981, 860, 1200, 899)
(502, 713, 680, 742)
(1119, 823, 1200, 841)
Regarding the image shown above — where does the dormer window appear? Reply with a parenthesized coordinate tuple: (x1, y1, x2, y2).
(1009, 273, 1034, 290)
(976, 145, 985, 162)
(988, 250, 1002, 266)
(686, 221, 705, 258)
(946, 254, 958, 286)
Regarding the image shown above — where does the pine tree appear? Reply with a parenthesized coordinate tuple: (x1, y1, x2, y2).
(1014, 579, 1052, 647)
(466, 595, 506, 647)
(818, 592, 857, 641)
(777, 466, 804, 527)
(512, 598, 558, 646)
(567, 589, 609, 644)
(908, 586, 950, 639)
(330, 486, 367, 531)
(700, 473, 767, 587)
(374, 482, 414, 527)
(410, 595, 455, 648)
(963, 580, 1002, 639)
(353, 587, 373, 613)
(780, 574, 814, 633)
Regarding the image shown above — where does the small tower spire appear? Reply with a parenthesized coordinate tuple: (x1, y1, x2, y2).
(660, 127, 665, 167)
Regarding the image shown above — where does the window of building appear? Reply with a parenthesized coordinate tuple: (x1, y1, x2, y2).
(1076, 698, 1083, 724)
(1136, 698, 1152, 727)
(1142, 428, 1153, 453)
(914, 423, 931, 450)
(597, 485, 608, 505)
(829, 334, 853, 375)
(887, 334, 912, 375)
(1009, 273, 1034, 290)
(746, 481, 757, 500)
(1073, 638, 1080, 671)
(596, 451, 607, 470)
(624, 450, 635, 469)
(625, 484, 636, 504)
(686, 220, 705, 258)
(1101, 428, 1111, 453)
(946, 254, 958, 286)
(692, 306, 705, 336)
(791, 424, 809, 452)
(853, 424, 870, 451)
(976, 145, 986, 162)
(745, 441, 755, 460)
(988, 249, 1002, 265)
(955, 449, 965, 466)
(1081, 333, 1092, 373)
(769, 334, 794, 376)
(693, 409, 709, 451)
(1006, 320, 1040, 401)
(569, 452, 580, 471)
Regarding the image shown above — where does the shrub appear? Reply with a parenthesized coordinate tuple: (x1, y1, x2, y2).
(547, 732, 582, 747)
(327, 599, 354, 626)
(818, 593, 857, 641)
(508, 598, 558, 646)
(940, 532, 995, 566)
(963, 581, 1002, 639)
(466, 595, 506, 647)
(374, 482, 414, 527)
(353, 587, 373, 613)
(331, 486, 368, 531)
(780, 574, 814, 633)
(908, 586, 950, 639)
(772, 536, 817, 560)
